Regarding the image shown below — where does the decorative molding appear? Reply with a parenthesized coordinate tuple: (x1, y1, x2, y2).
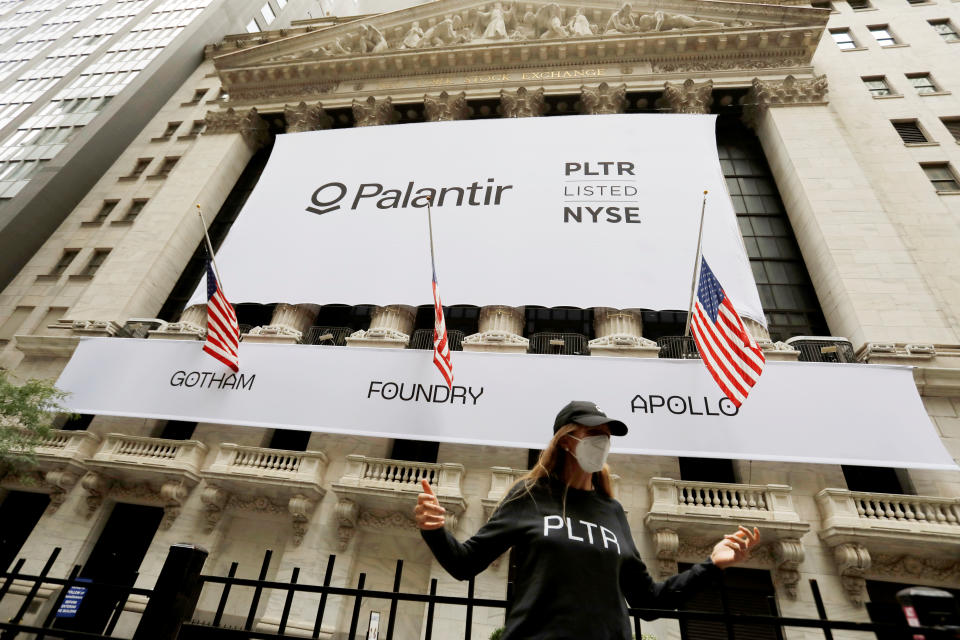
(424, 91, 469, 121)
(834, 542, 870, 605)
(772, 538, 804, 599)
(200, 485, 229, 532)
(335, 498, 360, 550)
(660, 78, 713, 114)
(357, 510, 419, 531)
(580, 82, 626, 114)
(204, 107, 270, 150)
(652, 58, 802, 73)
(653, 528, 680, 578)
(78, 472, 188, 529)
(501, 87, 545, 118)
(742, 74, 828, 127)
(352, 96, 394, 126)
(284, 101, 332, 132)
(871, 554, 960, 583)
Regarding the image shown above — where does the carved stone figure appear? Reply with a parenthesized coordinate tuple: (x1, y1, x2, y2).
(656, 11, 725, 30)
(567, 8, 593, 36)
(358, 24, 389, 53)
(478, 2, 514, 40)
(424, 91, 469, 121)
(511, 11, 537, 39)
(661, 78, 714, 114)
(320, 37, 354, 56)
(352, 96, 394, 127)
(580, 82, 627, 115)
(422, 15, 467, 47)
(399, 21, 424, 49)
(605, 4, 637, 34)
(501, 86, 545, 118)
(537, 4, 569, 39)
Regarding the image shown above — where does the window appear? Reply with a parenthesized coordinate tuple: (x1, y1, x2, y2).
(906, 0, 928, 4)
(678, 566, 783, 640)
(128, 157, 151, 177)
(390, 438, 439, 463)
(277, 0, 287, 6)
(0, 306, 33, 342)
(679, 457, 737, 483)
(158, 420, 196, 440)
(160, 121, 180, 138)
(923, 163, 960, 192)
(123, 199, 147, 221)
(61, 414, 94, 431)
(268, 429, 310, 451)
(891, 120, 929, 143)
(79, 248, 110, 276)
(245, 19, 260, 33)
(842, 465, 911, 494)
(847, 0, 870, 8)
(188, 120, 205, 136)
(50, 249, 79, 275)
(868, 25, 897, 46)
(186, 88, 206, 104)
(930, 20, 960, 42)
(830, 28, 857, 49)
(153, 156, 178, 177)
(92, 200, 118, 223)
(862, 75, 893, 96)
(260, 3, 275, 24)
(941, 117, 960, 142)
(811, 0, 833, 8)
(907, 72, 939, 94)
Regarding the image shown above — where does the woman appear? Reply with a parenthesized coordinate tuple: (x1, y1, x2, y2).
(415, 400, 760, 640)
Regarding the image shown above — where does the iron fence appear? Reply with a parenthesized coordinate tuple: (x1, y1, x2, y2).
(3, 544, 957, 640)
(304, 325, 352, 346)
(657, 335, 701, 359)
(528, 332, 589, 355)
(408, 328, 465, 351)
(785, 337, 856, 364)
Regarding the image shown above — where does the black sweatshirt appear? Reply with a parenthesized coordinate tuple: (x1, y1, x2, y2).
(422, 478, 721, 640)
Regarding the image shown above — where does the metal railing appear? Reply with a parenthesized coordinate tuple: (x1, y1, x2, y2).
(656, 335, 701, 359)
(304, 325, 351, 346)
(784, 337, 855, 363)
(528, 332, 589, 355)
(408, 328, 465, 351)
(3, 545, 957, 640)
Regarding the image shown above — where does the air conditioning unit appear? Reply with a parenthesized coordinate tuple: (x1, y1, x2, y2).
(784, 336, 856, 363)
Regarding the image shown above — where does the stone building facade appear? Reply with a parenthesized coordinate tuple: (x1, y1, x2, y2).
(1, 0, 960, 637)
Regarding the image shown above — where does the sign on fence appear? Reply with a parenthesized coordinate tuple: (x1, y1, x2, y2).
(55, 578, 92, 618)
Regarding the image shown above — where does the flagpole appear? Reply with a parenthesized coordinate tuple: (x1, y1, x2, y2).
(196, 204, 227, 295)
(426, 197, 437, 269)
(683, 190, 709, 337)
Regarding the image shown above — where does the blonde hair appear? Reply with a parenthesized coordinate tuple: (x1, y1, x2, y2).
(507, 423, 615, 505)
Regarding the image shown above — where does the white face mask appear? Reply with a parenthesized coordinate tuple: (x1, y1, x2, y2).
(568, 434, 611, 474)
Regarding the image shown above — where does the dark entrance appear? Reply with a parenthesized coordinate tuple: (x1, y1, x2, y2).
(678, 565, 783, 640)
(55, 502, 163, 633)
(0, 490, 50, 571)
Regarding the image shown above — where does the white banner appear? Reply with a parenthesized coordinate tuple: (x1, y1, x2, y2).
(189, 114, 764, 324)
(57, 339, 956, 470)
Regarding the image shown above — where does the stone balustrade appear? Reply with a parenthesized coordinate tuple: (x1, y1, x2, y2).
(644, 477, 809, 594)
(331, 454, 466, 549)
(201, 443, 328, 545)
(89, 433, 207, 475)
(817, 488, 960, 547)
(817, 488, 960, 604)
(35, 429, 101, 462)
(481, 466, 528, 518)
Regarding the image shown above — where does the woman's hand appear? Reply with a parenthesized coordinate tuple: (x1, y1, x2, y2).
(414, 479, 446, 530)
(710, 526, 760, 569)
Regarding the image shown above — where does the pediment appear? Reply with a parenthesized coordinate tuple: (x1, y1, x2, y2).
(214, 0, 828, 101)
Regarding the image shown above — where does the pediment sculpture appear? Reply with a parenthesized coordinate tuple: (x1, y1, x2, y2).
(268, 1, 764, 63)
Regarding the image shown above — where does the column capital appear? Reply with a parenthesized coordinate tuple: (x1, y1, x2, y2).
(204, 107, 270, 150)
(424, 91, 469, 121)
(500, 87, 545, 118)
(743, 75, 828, 127)
(284, 101, 332, 132)
(580, 83, 627, 115)
(352, 95, 394, 127)
(660, 79, 713, 114)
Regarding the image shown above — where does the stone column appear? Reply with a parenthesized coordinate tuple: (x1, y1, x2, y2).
(345, 305, 415, 348)
(352, 96, 393, 126)
(149, 304, 207, 340)
(67, 108, 270, 322)
(245, 304, 321, 344)
(588, 308, 659, 358)
(745, 74, 955, 347)
(424, 91, 469, 121)
(580, 83, 627, 115)
(500, 87, 545, 118)
(660, 78, 713, 114)
(284, 101, 332, 132)
(462, 306, 528, 353)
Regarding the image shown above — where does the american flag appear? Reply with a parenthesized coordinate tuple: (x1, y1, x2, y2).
(690, 257, 765, 407)
(202, 259, 240, 372)
(431, 262, 453, 388)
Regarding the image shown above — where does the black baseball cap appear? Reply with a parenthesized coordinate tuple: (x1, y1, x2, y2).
(553, 400, 628, 436)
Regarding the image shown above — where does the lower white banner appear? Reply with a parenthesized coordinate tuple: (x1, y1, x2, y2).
(56, 338, 957, 470)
